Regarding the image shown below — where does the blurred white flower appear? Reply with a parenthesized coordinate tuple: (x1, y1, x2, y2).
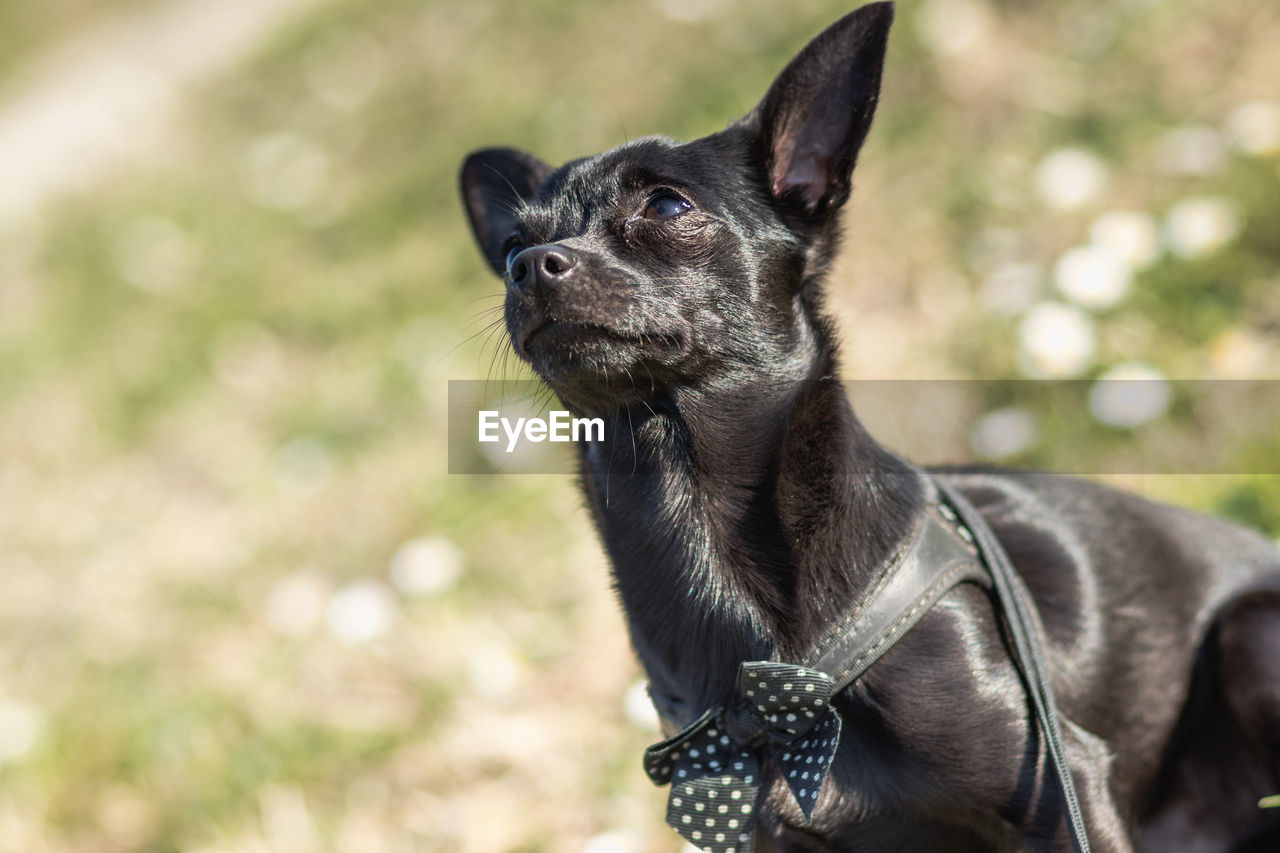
(651, 0, 727, 23)
(1226, 101, 1280, 156)
(388, 536, 463, 598)
(467, 642, 523, 699)
(1054, 244, 1132, 310)
(246, 133, 330, 210)
(1088, 363, 1171, 428)
(271, 437, 334, 496)
(584, 829, 644, 853)
(0, 699, 44, 764)
(1163, 197, 1241, 258)
(264, 572, 330, 637)
(981, 262, 1044, 316)
(916, 0, 994, 56)
(1210, 328, 1272, 378)
(623, 679, 661, 732)
(326, 581, 396, 645)
(1018, 302, 1096, 378)
(971, 408, 1037, 459)
(1088, 210, 1159, 269)
(1154, 126, 1226, 175)
(113, 216, 198, 293)
(304, 30, 385, 113)
(1035, 148, 1108, 210)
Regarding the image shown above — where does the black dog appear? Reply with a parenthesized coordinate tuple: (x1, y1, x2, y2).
(458, 4, 1280, 850)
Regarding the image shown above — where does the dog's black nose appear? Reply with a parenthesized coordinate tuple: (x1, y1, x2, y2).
(508, 245, 578, 295)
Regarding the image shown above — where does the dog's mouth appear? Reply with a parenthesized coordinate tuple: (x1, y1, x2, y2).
(519, 315, 679, 354)
(512, 314, 685, 389)
(522, 319, 625, 350)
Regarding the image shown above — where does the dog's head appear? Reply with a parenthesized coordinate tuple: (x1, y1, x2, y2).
(460, 3, 893, 415)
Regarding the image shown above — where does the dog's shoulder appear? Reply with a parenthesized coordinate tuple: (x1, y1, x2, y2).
(932, 465, 1280, 628)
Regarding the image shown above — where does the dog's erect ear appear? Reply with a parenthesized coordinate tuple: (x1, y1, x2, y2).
(459, 148, 552, 275)
(751, 2, 893, 219)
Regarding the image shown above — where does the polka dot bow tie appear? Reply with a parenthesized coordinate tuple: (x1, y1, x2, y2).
(643, 661, 842, 853)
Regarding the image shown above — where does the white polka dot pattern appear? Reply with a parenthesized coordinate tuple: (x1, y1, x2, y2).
(642, 662, 842, 853)
(773, 710, 841, 818)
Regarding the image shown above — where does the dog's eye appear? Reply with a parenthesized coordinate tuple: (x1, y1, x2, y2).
(643, 193, 691, 221)
(504, 241, 525, 272)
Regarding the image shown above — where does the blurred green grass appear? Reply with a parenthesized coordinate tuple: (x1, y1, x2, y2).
(0, 0, 1278, 850)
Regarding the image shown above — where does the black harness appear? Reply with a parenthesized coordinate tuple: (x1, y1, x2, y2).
(644, 478, 1092, 853)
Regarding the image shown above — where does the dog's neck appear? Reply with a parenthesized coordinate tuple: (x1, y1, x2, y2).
(577, 341, 925, 712)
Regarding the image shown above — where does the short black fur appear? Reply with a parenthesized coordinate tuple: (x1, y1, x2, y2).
(459, 4, 1280, 850)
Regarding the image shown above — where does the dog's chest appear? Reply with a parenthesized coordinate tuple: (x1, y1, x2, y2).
(753, 595, 1034, 849)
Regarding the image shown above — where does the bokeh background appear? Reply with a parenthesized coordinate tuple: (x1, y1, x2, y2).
(0, 0, 1278, 850)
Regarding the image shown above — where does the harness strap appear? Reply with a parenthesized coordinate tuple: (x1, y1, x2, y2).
(806, 503, 988, 687)
(934, 478, 1093, 853)
(647, 508, 985, 734)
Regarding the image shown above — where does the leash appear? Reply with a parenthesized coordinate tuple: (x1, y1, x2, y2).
(645, 480, 1094, 853)
(934, 479, 1092, 853)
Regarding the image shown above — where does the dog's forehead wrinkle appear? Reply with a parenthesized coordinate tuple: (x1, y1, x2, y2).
(552, 138, 671, 197)
(566, 134, 748, 203)
(519, 154, 634, 242)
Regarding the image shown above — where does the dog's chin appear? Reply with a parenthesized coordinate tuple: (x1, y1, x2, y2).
(515, 320, 682, 411)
